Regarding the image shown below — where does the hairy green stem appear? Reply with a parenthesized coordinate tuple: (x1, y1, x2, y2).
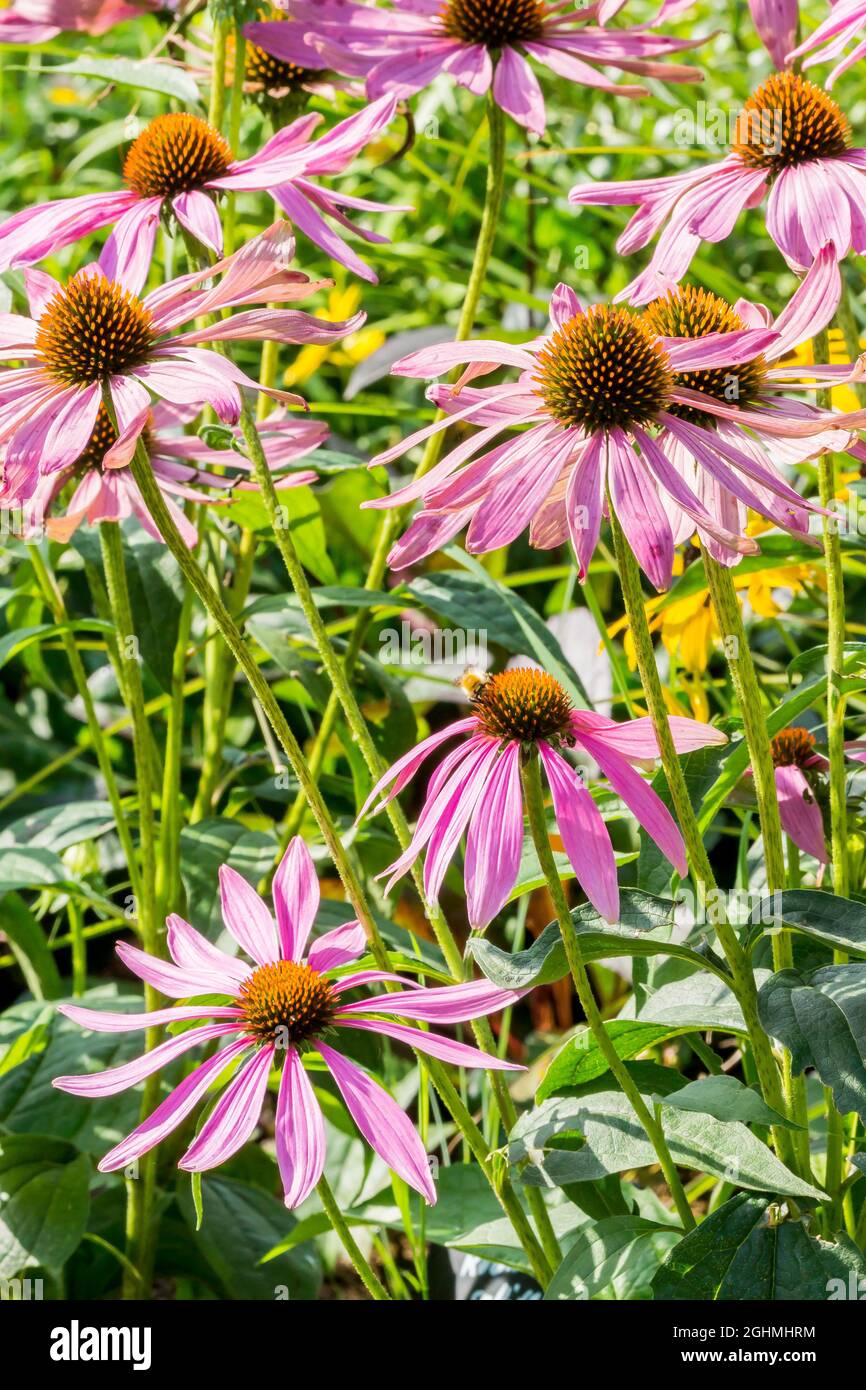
(702, 553, 812, 1173)
(521, 755, 694, 1230)
(609, 510, 798, 1167)
(27, 543, 140, 902)
(99, 521, 161, 1298)
(316, 1175, 390, 1300)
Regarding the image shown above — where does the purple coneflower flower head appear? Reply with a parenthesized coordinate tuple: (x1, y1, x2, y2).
(52, 837, 522, 1207)
(768, 726, 829, 865)
(0, 94, 404, 288)
(259, 0, 705, 137)
(363, 253, 848, 590)
(0, 0, 166, 44)
(358, 666, 727, 927)
(570, 71, 866, 295)
(0, 401, 327, 548)
(0, 224, 362, 491)
(788, 0, 866, 87)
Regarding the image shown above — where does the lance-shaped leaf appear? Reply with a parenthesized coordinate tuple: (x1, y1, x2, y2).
(467, 891, 731, 991)
(751, 889, 866, 958)
(509, 1092, 825, 1202)
(652, 1192, 866, 1300)
(653, 1074, 802, 1129)
(538, 1019, 747, 1102)
(545, 1216, 681, 1301)
(758, 964, 866, 1121)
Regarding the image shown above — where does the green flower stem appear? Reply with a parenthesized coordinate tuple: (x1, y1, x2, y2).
(316, 1175, 390, 1300)
(128, 441, 551, 1279)
(702, 553, 812, 1172)
(27, 543, 140, 903)
(520, 754, 695, 1231)
(609, 510, 798, 1168)
(208, 18, 228, 130)
(815, 326, 850, 1221)
(99, 520, 161, 1298)
(155, 582, 193, 919)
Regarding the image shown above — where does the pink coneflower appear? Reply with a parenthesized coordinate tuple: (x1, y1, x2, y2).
(358, 667, 727, 927)
(0, 225, 361, 485)
(252, 0, 705, 137)
(0, 95, 403, 288)
(768, 726, 829, 864)
(569, 70, 866, 295)
(0, 0, 165, 45)
(0, 401, 327, 547)
(788, 0, 866, 87)
(362, 252, 848, 590)
(52, 837, 522, 1206)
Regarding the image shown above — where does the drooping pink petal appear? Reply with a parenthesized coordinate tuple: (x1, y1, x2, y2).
(318, 1042, 436, 1204)
(179, 1045, 274, 1171)
(578, 731, 687, 877)
(275, 1047, 327, 1208)
(97, 1039, 252, 1173)
(116, 939, 241, 999)
(172, 190, 224, 257)
(337, 1017, 523, 1070)
(218, 864, 280, 965)
(356, 718, 477, 820)
(775, 764, 828, 863)
(465, 741, 525, 929)
(492, 46, 545, 135)
(539, 742, 619, 923)
(336, 976, 524, 1022)
(52, 1022, 243, 1098)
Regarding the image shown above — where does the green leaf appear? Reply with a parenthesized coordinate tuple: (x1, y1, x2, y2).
(179, 818, 277, 943)
(0, 845, 68, 892)
(0, 801, 117, 854)
(537, 1019, 746, 1101)
(178, 1175, 321, 1300)
(51, 56, 202, 104)
(509, 1091, 825, 1202)
(759, 889, 866, 958)
(652, 1193, 866, 1300)
(0, 893, 62, 1000)
(0, 1135, 90, 1277)
(120, 523, 185, 692)
(468, 891, 731, 992)
(758, 964, 866, 1122)
(0, 988, 146, 1154)
(232, 485, 337, 585)
(545, 1216, 680, 1301)
(655, 1074, 800, 1130)
(0, 620, 112, 670)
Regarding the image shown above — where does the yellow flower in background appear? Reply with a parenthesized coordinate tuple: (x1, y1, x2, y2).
(283, 285, 385, 386)
(608, 556, 825, 681)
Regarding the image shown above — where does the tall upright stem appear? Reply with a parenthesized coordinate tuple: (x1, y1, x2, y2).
(609, 510, 797, 1165)
(521, 755, 695, 1231)
(99, 521, 161, 1297)
(702, 553, 812, 1172)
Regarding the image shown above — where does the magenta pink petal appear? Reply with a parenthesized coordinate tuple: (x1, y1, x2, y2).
(337, 1017, 523, 1071)
(179, 1045, 274, 1172)
(307, 920, 367, 973)
(465, 742, 525, 929)
(318, 1042, 436, 1204)
(97, 1039, 252, 1173)
(218, 864, 280, 966)
(579, 731, 688, 877)
(775, 764, 828, 864)
(539, 742, 619, 923)
(276, 1047, 327, 1208)
(273, 836, 320, 962)
(52, 1022, 243, 1098)
(336, 976, 524, 1022)
(115, 939, 240, 999)
(57, 1002, 243, 1033)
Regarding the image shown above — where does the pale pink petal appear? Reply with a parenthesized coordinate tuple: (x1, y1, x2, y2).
(272, 836, 320, 963)
(464, 742, 525, 929)
(276, 1047, 327, 1208)
(179, 1045, 274, 1171)
(218, 864, 280, 966)
(337, 1017, 523, 1071)
(539, 742, 619, 923)
(307, 920, 367, 973)
(776, 764, 828, 863)
(52, 1022, 243, 1098)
